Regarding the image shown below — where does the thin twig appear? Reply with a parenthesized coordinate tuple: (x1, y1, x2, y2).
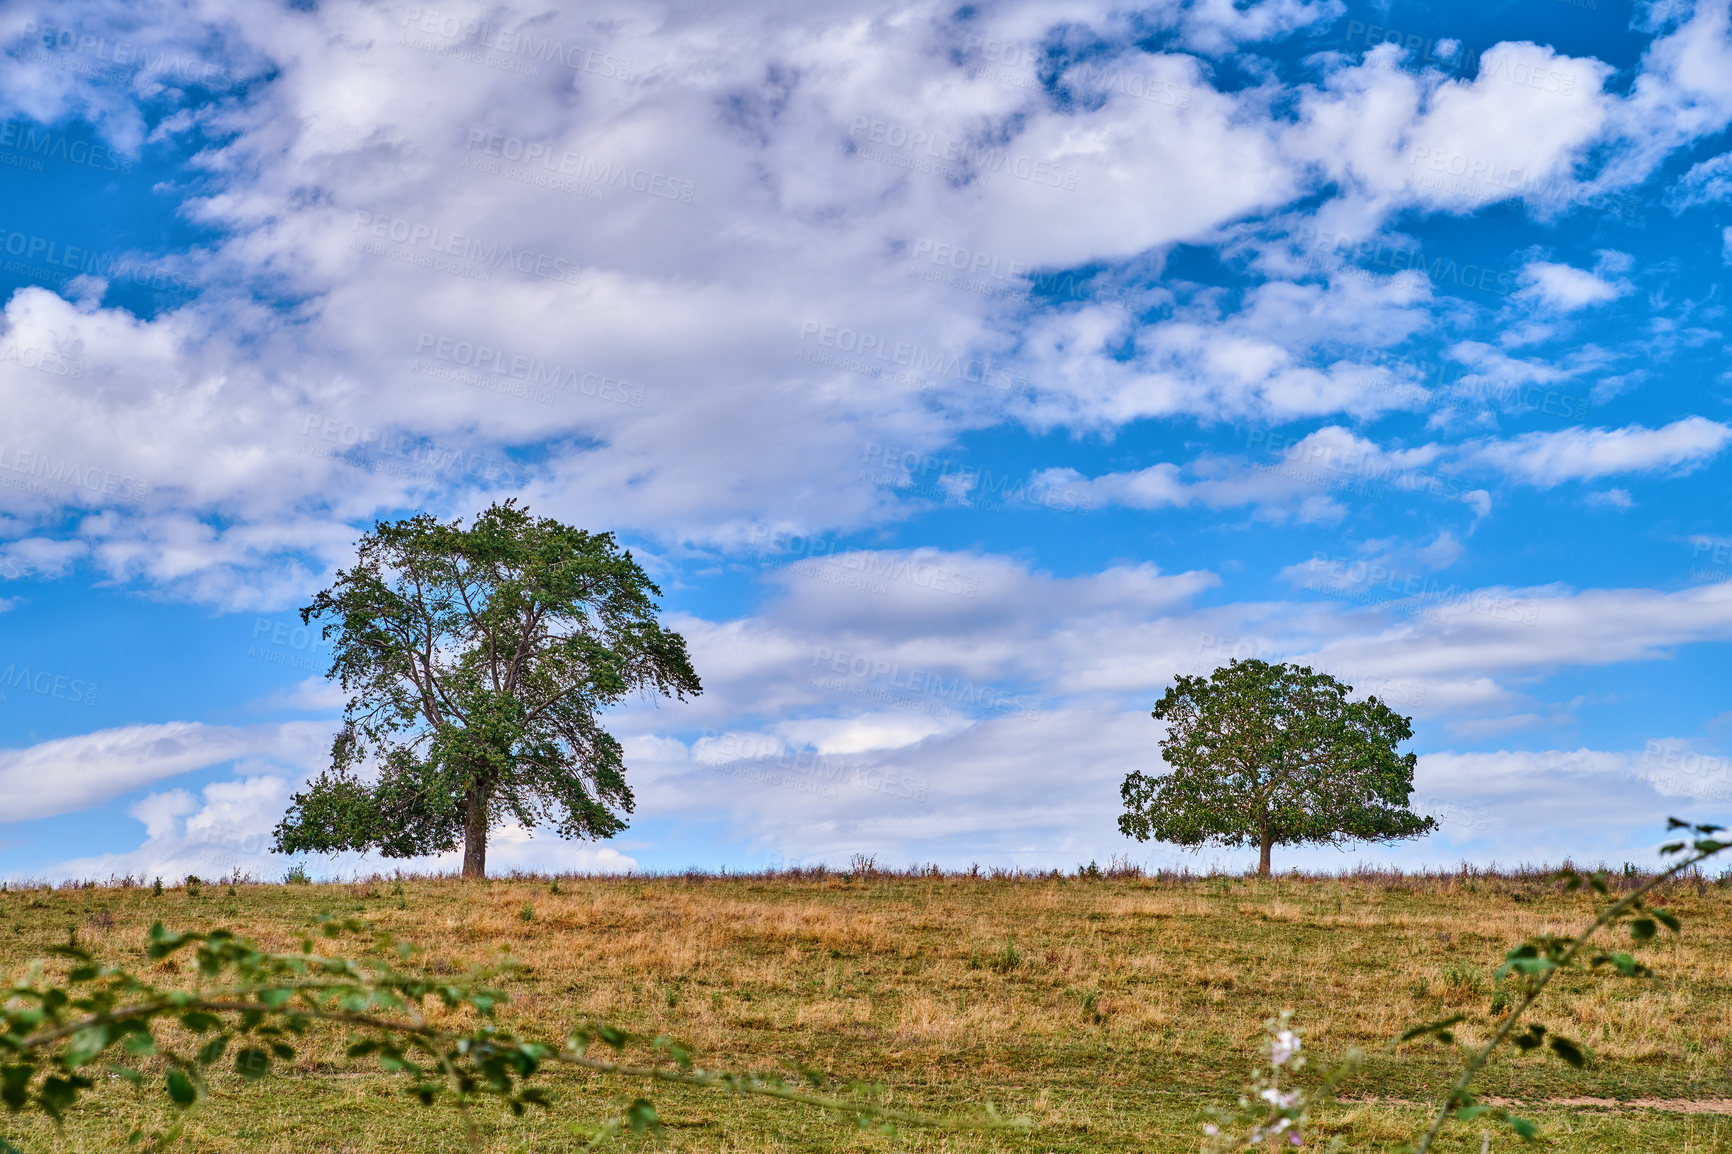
(1410, 845, 1716, 1154)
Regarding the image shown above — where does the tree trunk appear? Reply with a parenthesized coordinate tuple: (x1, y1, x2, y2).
(1257, 827, 1273, 879)
(462, 780, 489, 880)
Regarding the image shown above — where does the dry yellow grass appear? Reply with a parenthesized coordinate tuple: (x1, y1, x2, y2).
(2, 867, 1731, 1152)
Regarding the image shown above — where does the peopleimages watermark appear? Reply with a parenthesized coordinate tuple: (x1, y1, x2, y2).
(787, 550, 980, 600)
(811, 645, 1037, 720)
(795, 321, 1028, 392)
(961, 36, 1193, 107)
(461, 130, 695, 205)
(299, 417, 528, 487)
(1192, 632, 1425, 706)
(0, 444, 150, 502)
(1294, 225, 1513, 298)
(1246, 428, 1475, 505)
(902, 237, 1149, 312)
(1341, 20, 1483, 79)
(0, 660, 99, 706)
(349, 212, 585, 286)
(1642, 740, 1732, 788)
(848, 116, 1081, 190)
(1301, 553, 1540, 627)
(1689, 538, 1732, 584)
(245, 617, 331, 675)
(861, 441, 1091, 514)
(904, 238, 1031, 299)
(394, 8, 635, 82)
(412, 332, 644, 407)
(740, 527, 984, 598)
(0, 338, 84, 379)
(1420, 795, 1494, 832)
(1361, 350, 1592, 422)
(0, 119, 132, 176)
(0, 228, 197, 298)
(699, 731, 930, 804)
(17, 20, 234, 89)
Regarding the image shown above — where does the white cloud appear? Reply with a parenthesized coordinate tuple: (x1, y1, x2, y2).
(0, 721, 328, 823)
(1516, 261, 1626, 311)
(1013, 273, 1438, 429)
(1669, 150, 1732, 208)
(27, 774, 640, 885)
(1586, 488, 1635, 508)
(1465, 417, 1732, 485)
(256, 677, 346, 712)
(0, 0, 1714, 609)
(1038, 426, 1459, 521)
(1287, 41, 1615, 217)
(1612, 0, 1732, 182)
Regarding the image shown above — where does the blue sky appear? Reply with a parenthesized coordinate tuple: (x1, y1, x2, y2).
(1, 0, 1730, 882)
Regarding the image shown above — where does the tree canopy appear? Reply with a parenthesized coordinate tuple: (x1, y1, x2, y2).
(272, 501, 701, 878)
(1118, 659, 1433, 876)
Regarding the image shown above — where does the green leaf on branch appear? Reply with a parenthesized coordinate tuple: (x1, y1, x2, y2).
(1549, 1036, 1586, 1068)
(1629, 919, 1657, 942)
(180, 1012, 221, 1034)
(39, 1075, 92, 1120)
(2, 1065, 31, 1110)
(1507, 1115, 1539, 1139)
(197, 1036, 230, 1066)
(234, 1048, 271, 1080)
(146, 925, 191, 959)
(164, 1070, 197, 1107)
(1397, 1014, 1469, 1046)
(1653, 909, 1681, 933)
(1590, 952, 1652, 978)
(103, 1063, 144, 1086)
(624, 1098, 662, 1135)
(64, 1026, 110, 1068)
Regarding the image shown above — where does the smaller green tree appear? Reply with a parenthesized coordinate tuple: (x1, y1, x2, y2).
(1119, 659, 1434, 877)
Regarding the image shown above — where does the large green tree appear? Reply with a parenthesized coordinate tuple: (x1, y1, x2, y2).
(1118, 659, 1434, 877)
(273, 501, 701, 878)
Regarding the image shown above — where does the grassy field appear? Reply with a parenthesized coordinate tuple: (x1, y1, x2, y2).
(2, 865, 1730, 1153)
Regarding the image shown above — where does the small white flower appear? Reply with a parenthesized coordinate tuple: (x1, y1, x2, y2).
(1270, 1029, 1301, 1066)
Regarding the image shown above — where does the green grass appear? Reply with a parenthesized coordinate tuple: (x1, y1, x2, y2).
(2, 868, 1730, 1152)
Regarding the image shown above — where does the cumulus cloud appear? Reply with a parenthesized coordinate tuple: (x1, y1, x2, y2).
(0, 721, 329, 823)
(0, 0, 1713, 604)
(1612, 0, 1732, 182)
(1037, 426, 1471, 521)
(1012, 272, 1438, 429)
(1287, 41, 1614, 217)
(1516, 260, 1627, 311)
(1465, 418, 1732, 485)
(28, 776, 639, 883)
(1667, 150, 1732, 209)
